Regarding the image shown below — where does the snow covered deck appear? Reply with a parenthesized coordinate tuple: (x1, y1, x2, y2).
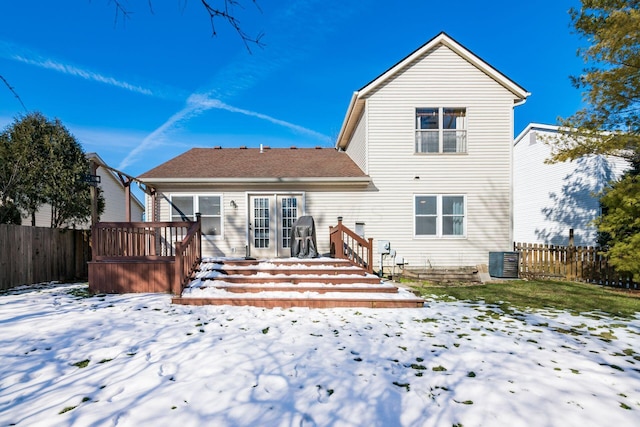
(172, 257, 425, 309)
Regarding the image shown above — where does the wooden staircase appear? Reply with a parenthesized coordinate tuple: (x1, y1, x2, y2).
(171, 257, 425, 309)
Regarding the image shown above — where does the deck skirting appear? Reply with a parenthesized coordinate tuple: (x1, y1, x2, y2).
(88, 259, 174, 294)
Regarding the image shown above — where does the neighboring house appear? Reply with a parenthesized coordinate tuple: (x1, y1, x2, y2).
(139, 32, 529, 269)
(513, 123, 630, 246)
(30, 152, 144, 228)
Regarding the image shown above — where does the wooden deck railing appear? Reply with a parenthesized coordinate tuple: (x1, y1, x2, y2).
(174, 218, 202, 294)
(93, 221, 193, 259)
(329, 217, 373, 273)
(90, 217, 202, 294)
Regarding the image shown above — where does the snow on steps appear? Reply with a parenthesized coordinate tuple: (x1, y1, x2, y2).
(172, 257, 425, 309)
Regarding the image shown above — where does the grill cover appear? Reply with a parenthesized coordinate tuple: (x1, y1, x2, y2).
(290, 216, 318, 258)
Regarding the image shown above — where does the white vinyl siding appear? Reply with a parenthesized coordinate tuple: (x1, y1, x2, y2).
(345, 113, 367, 173)
(357, 44, 516, 267)
(513, 127, 630, 246)
(153, 186, 369, 258)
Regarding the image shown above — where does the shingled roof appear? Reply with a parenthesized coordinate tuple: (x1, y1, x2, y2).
(139, 147, 369, 182)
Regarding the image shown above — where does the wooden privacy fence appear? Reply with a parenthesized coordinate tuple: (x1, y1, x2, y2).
(514, 242, 637, 289)
(0, 224, 90, 291)
(89, 218, 202, 295)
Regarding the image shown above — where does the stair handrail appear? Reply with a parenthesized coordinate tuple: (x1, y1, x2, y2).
(173, 214, 202, 294)
(329, 217, 373, 273)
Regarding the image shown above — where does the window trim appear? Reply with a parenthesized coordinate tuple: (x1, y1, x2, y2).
(415, 107, 467, 154)
(170, 193, 224, 239)
(414, 194, 466, 238)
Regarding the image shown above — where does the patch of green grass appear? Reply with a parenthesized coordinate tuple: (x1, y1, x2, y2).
(71, 359, 90, 368)
(414, 317, 438, 323)
(593, 331, 618, 341)
(432, 365, 447, 372)
(392, 381, 410, 392)
(262, 327, 270, 334)
(66, 287, 93, 299)
(412, 280, 640, 317)
(59, 406, 77, 414)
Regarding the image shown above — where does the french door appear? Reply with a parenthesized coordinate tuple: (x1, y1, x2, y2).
(248, 194, 303, 258)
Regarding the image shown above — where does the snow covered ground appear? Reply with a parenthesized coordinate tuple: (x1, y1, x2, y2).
(0, 283, 638, 427)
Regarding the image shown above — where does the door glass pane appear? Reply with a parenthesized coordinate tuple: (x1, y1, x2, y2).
(253, 198, 270, 248)
(280, 197, 298, 248)
(171, 196, 193, 220)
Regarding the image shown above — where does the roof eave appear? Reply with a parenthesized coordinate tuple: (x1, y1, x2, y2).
(139, 176, 371, 185)
(335, 92, 365, 150)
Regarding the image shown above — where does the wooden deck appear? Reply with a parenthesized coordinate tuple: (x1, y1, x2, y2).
(89, 219, 201, 295)
(87, 219, 424, 308)
(172, 258, 425, 309)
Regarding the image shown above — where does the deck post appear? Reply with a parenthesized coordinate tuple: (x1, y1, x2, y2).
(367, 238, 373, 274)
(196, 213, 202, 258)
(174, 241, 182, 295)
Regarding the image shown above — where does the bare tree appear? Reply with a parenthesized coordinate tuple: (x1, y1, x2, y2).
(108, 0, 265, 52)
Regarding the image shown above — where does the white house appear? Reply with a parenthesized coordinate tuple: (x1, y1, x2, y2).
(140, 32, 530, 270)
(513, 123, 630, 246)
(31, 152, 144, 228)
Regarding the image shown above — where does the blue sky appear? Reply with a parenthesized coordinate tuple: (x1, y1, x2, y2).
(1, 0, 585, 181)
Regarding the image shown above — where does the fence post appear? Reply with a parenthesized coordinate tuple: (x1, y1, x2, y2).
(567, 236, 575, 281)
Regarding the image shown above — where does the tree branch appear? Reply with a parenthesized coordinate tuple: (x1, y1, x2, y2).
(106, 0, 264, 52)
(200, 0, 264, 53)
(0, 75, 27, 112)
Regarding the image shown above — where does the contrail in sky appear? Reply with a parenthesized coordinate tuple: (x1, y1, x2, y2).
(0, 40, 157, 97)
(117, 95, 332, 170)
(12, 55, 154, 96)
(120, 0, 350, 169)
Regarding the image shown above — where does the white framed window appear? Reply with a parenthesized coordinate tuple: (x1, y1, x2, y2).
(416, 107, 467, 153)
(415, 195, 465, 237)
(170, 194, 223, 237)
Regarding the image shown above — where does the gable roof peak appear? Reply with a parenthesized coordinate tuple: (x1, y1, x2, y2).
(358, 32, 528, 99)
(336, 32, 530, 149)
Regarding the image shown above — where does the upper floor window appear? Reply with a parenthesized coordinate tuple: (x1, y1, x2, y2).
(171, 194, 222, 237)
(416, 107, 467, 153)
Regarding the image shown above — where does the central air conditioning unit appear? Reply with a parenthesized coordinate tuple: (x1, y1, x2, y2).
(489, 252, 520, 278)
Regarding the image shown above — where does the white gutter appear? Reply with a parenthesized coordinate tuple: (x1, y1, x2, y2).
(142, 176, 371, 184)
